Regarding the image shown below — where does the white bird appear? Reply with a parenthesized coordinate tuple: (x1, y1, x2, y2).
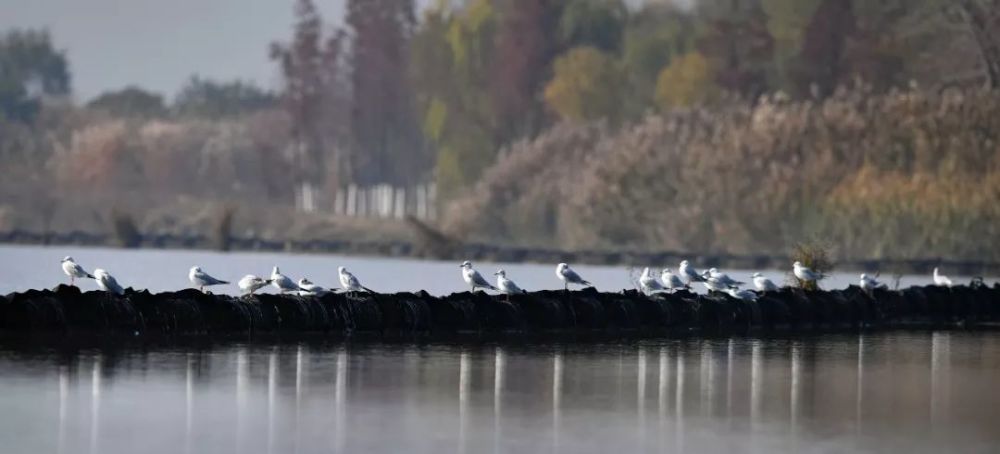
(752, 272, 779, 292)
(270, 266, 299, 293)
(60, 256, 94, 286)
(494, 269, 525, 296)
(660, 268, 687, 291)
(702, 276, 730, 293)
(793, 261, 824, 284)
(708, 268, 744, 288)
(727, 287, 758, 302)
(237, 275, 271, 295)
(297, 278, 329, 296)
(93, 268, 125, 295)
(338, 266, 372, 293)
(678, 260, 706, 284)
(556, 263, 592, 290)
(461, 261, 497, 293)
(859, 273, 886, 292)
(639, 267, 665, 295)
(933, 267, 952, 287)
(189, 266, 229, 292)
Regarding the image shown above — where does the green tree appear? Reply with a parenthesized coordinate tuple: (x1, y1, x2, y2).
(173, 76, 275, 118)
(544, 46, 624, 122)
(761, 0, 823, 90)
(654, 51, 718, 108)
(622, 4, 697, 114)
(87, 86, 166, 118)
(0, 29, 70, 122)
(558, 0, 628, 52)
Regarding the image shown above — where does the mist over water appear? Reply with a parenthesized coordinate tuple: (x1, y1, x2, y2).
(1, 332, 999, 454)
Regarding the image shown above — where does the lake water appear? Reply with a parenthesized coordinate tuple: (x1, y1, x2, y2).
(2, 245, 999, 453)
(0, 244, 982, 296)
(1, 333, 1000, 454)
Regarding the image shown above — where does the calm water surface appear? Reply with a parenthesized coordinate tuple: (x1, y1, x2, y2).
(1, 333, 999, 453)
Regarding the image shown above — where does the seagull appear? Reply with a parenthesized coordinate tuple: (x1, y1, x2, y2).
(752, 272, 779, 292)
(859, 273, 886, 292)
(708, 268, 744, 288)
(460, 261, 497, 293)
(270, 266, 299, 293)
(297, 278, 329, 296)
(61, 256, 94, 286)
(639, 267, 665, 295)
(237, 275, 271, 295)
(494, 269, 526, 298)
(93, 268, 125, 295)
(678, 260, 706, 284)
(702, 276, 730, 293)
(660, 268, 687, 291)
(556, 263, 591, 290)
(727, 287, 758, 302)
(338, 266, 372, 293)
(933, 267, 953, 287)
(793, 261, 825, 284)
(189, 266, 229, 292)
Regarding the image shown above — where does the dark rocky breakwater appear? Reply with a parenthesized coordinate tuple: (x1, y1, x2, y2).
(1, 284, 999, 338)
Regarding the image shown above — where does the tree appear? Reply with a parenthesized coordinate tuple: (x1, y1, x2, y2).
(346, 0, 425, 186)
(622, 4, 697, 114)
(87, 86, 166, 118)
(558, 0, 628, 52)
(543, 46, 625, 122)
(697, 0, 775, 98)
(271, 0, 350, 202)
(655, 51, 718, 108)
(761, 0, 823, 90)
(792, 0, 856, 97)
(955, 0, 1000, 88)
(0, 29, 70, 122)
(173, 76, 276, 118)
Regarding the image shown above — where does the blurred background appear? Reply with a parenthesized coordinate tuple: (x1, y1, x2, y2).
(1, 0, 999, 263)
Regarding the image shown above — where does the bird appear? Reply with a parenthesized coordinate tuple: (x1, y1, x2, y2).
(660, 268, 687, 291)
(338, 266, 373, 293)
(93, 269, 125, 295)
(460, 261, 497, 293)
(793, 261, 825, 285)
(639, 267, 665, 295)
(556, 263, 591, 291)
(297, 278, 329, 296)
(752, 272, 779, 292)
(678, 260, 706, 284)
(702, 276, 730, 293)
(61, 256, 94, 286)
(933, 267, 952, 287)
(237, 275, 271, 295)
(859, 273, 886, 292)
(727, 287, 758, 302)
(270, 266, 299, 293)
(494, 269, 526, 298)
(708, 268, 744, 288)
(189, 266, 228, 292)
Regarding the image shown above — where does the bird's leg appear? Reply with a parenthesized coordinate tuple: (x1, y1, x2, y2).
(70, 276, 74, 286)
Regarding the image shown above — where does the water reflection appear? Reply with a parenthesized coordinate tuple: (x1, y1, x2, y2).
(3, 332, 1000, 454)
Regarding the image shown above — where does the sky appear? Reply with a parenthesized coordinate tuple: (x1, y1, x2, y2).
(0, 0, 347, 102)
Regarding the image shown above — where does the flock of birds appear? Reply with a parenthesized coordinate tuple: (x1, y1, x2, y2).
(59, 255, 959, 301)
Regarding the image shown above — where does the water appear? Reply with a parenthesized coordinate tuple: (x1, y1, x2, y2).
(1, 332, 999, 454)
(0, 245, 978, 296)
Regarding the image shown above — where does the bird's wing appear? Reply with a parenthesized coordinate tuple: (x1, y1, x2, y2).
(564, 268, 583, 283)
(349, 274, 361, 289)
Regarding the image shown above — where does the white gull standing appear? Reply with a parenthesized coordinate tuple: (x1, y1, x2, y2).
(639, 267, 665, 295)
(793, 261, 825, 285)
(93, 268, 125, 295)
(660, 268, 687, 291)
(460, 261, 497, 293)
(556, 263, 591, 290)
(678, 260, 706, 284)
(237, 275, 271, 295)
(61, 256, 94, 286)
(189, 266, 229, 292)
(752, 272, 779, 292)
(494, 269, 526, 297)
(338, 267, 372, 293)
(270, 266, 299, 294)
(708, 268, 744, 288)
(859, 273, 886, 292)
(727, 287, 758, 302)
(933, 267, 953, 287)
